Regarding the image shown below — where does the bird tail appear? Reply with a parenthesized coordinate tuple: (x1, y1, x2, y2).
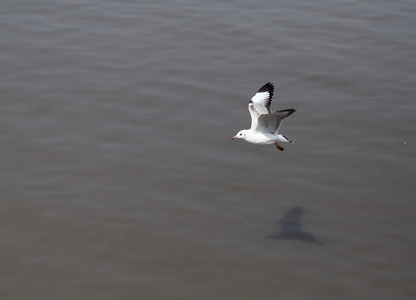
(277, 134, 293, 143)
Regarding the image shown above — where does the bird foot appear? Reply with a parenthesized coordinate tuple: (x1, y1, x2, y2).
(275, 142, 285, 151)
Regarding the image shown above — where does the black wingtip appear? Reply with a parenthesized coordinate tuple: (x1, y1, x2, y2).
(274, 108, 296, 119)
(257, 82, 274, 94)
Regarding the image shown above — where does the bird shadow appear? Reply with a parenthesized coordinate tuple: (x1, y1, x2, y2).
(268, 206, 325, 245)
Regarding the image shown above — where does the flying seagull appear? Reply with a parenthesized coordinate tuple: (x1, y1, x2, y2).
(231, 82, 296, 151)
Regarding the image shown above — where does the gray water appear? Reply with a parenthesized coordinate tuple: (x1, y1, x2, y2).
(1, 1, 415, 299)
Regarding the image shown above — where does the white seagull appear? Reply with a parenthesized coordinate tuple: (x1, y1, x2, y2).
(231, 82, 296, 151)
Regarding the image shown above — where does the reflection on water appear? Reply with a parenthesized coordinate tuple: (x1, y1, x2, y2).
(269, 206, 324, 245)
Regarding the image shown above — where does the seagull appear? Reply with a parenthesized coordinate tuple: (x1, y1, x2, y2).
(231, 82, 296, 151)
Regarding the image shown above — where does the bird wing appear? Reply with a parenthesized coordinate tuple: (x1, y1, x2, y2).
(256, 109, 296, 133)
(248, 82, 274, 130)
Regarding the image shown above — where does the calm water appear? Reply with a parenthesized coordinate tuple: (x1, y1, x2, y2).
(1, 0, 415, 299)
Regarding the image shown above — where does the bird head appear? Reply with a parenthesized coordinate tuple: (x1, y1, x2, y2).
(231, 130, 247, 140)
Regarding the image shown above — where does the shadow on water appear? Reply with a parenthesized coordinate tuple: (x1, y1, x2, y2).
(268, 206, 325, 245)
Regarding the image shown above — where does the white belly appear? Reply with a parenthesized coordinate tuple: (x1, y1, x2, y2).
(245, 132, 276, 145)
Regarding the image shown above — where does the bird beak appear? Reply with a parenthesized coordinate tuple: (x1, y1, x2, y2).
(231, 136, 237, 140)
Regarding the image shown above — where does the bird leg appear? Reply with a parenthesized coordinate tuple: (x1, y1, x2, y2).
(275, 142, 285, 151)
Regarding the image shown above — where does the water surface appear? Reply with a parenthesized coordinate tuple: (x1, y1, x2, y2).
(1, 1, 415, 299)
